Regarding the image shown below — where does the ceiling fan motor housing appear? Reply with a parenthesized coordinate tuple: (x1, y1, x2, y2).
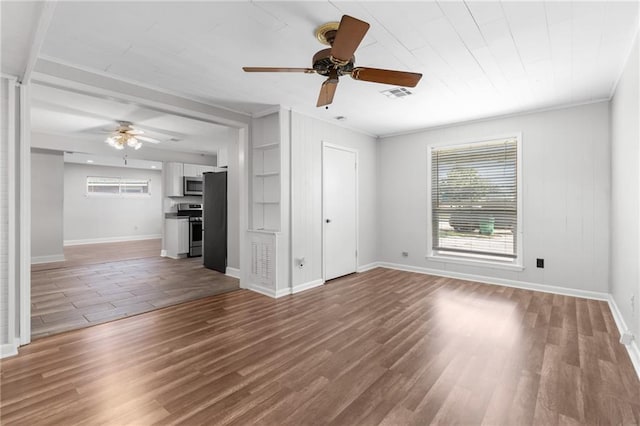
(312, 48, 355, 77)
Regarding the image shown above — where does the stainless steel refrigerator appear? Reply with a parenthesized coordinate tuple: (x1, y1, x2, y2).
(203, 171, 227, 273)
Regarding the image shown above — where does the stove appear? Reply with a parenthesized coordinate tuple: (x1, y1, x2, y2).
(177, 203, 203, 257)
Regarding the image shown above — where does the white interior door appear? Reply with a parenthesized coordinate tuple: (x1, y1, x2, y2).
(323, 144, 357, 281)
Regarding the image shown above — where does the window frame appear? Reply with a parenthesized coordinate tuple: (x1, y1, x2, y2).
(426, 133, 523, 271)
(86, 176, 152, 198)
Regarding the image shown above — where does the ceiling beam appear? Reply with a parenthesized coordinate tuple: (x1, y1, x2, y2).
(21, 1, 57, 84)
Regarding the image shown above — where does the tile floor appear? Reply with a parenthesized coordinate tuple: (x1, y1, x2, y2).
(31, 240, 239, 338)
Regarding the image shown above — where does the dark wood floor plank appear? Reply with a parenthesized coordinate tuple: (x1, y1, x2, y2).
(2, 268, 639, 425)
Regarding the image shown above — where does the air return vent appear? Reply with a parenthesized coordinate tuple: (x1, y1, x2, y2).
(380, 87, 414, 98)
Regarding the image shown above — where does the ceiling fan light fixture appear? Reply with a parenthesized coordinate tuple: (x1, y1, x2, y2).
(105, 130, 146, 151)
(127, 136, 139, 147)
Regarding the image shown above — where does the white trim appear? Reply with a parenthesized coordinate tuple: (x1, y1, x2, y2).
(64, 234, 162, 246)
(19, 84, 31, 345)
(377, 262, 609, 301)
(608, 295, 640, 380)
(7, 78, 16, 351)
(291, 279, 324, 294)
(322, 142, 359, 282)
(247, 284, 280, 299)
(252, 106, 281, 119)
(22, 2, 57, 84)
(275, 288, 291, 298)
(357, 262, 381, 273)
(160, 249, 167, 257)
(31, 254, 65, 264)
(225, 267, 240, 279)
(609, 27, 639, 100)
(34, 58, 251, 121)
(425, 255, 525, 272)
(426, 133, 523, 269)
(1, 73, 18, 81)
(379, 99, 611, 139)
(0, 342, 18, 359)
(36, 57, 250, 118)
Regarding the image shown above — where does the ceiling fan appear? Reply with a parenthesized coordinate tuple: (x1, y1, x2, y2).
(103, 121, 161, 150)
(243, 15, 422, 107)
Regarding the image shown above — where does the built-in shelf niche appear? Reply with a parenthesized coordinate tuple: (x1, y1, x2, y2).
(251, 112, 282, 232)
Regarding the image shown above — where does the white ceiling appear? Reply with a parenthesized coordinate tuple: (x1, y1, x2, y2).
(31, 84, 234, 155)
(4, 1, 640, 136)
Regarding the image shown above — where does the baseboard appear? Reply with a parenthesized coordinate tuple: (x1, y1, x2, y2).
(275, 288, 291, 298)
(225, 267, 240, 279)
(292, 279, 324, 294)
(31, 254, 65, 264)
(247, 283, 278, 298)
(0, 342, 18, 359)
(160, 249, 167, 257)
(247, 283, 308, 298)
(357, 262, 381, 273)
(608, 295, 640, 379)
(64, 234, 162, 246)
(376, 262, 609, 301)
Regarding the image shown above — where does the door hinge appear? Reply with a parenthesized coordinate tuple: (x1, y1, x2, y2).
(355, 250, 358, 257)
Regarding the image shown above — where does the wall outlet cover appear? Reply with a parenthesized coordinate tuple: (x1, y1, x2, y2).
(620, 332, 634, 345)
(536, 258, 544, 268)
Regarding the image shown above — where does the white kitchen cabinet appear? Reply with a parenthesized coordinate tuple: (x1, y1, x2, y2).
(165, 218, 189, 258)
(184, 163, 215, 177)
(164, 162, 184, 197)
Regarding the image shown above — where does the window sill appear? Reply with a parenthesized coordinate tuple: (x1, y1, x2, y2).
(425, 254, 524, 272)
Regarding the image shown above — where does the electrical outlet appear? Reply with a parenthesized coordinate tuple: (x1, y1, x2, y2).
(402, 251, 409, 257)
(620, 332, 634, 345)
(536, 258, 544, 268)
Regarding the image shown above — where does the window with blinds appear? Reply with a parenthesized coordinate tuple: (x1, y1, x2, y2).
(87, 177, 150, 197)
(430, 137, 519, 262)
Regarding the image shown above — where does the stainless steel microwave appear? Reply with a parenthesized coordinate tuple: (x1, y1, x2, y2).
(183, 176, 203, 196)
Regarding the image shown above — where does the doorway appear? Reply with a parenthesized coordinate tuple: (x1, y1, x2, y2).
(322, 143, 358, 281)
(22, 81, 249, 342)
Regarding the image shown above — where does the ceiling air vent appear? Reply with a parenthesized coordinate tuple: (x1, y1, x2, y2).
(380, 87, 414, 98)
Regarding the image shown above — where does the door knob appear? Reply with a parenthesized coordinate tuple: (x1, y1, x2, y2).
(325, 219, 331, 223)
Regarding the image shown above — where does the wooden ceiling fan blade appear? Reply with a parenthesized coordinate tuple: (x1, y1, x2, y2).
(317, 79, 338, 107)
(351, 67, 422, 87)
(243, 67, 315, 73)
(331, 15, 370, 62)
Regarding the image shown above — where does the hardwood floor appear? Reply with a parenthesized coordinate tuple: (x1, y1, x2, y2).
(2, 268, 638, 425)
(31, 240, 239, 338)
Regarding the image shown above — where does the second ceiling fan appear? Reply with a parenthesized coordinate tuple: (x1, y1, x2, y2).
(243, 15, 422, 107)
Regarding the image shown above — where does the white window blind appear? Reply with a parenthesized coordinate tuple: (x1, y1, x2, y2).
(431, 138, 518, 261)
(87, 177, 150, 196)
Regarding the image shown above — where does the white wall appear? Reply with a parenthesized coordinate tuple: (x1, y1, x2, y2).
(31, 150, 64, 261)
(610, 34, 639, 339)
(290, 111, 378, 288)
(64, 163, 162, 243)
(227, 128, 240, 270)
(378, 102, 611, 295)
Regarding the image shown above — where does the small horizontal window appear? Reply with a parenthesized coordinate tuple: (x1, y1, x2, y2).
(87, 177, 150, 197)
